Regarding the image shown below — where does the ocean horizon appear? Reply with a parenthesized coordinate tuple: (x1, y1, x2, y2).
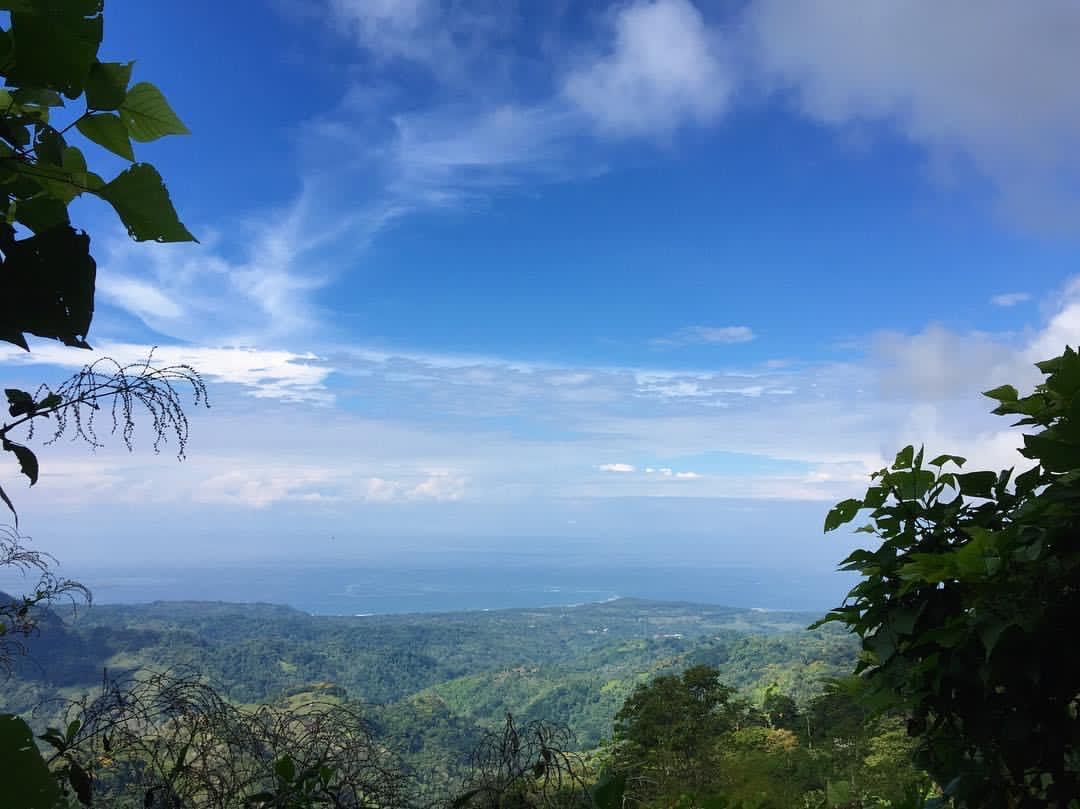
(2, 555, 854, 617)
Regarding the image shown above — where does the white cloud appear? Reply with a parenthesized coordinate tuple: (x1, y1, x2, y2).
(98, 191, 329, 347)
(747, 0, 1080, 229)
(364, 472, 467, 503)
(407, 472, 467, 502)
(100, 278, 184, 321)
(871, 325, 1031, 401)
(0, 341, 333, 404)
(991, 292, 1031, 307)
(198, 467, 338, 509)
(11, 277, 1080, 529)
(1025, 282, 1080, 362)
(653, 325, 756, 346)
(564, 0, 732, 137)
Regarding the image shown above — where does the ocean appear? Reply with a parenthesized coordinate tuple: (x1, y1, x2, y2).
(8, 556, 855, 616)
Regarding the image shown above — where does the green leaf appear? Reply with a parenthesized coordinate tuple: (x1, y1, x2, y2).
(8, 5, 103, 98)
(928, 453, 966, 468)
(891, 469, 936, 501)
(13, 194, 69, 233)
(11, 87, 63, 107)
(1021, 433, 1080, 473)
(274, 754, 296, 784)
(0, 223, 96, 349)
(99, 163, 195, 242)
(31, 145, 100, 203)
(824, 498, 862, 532)
(863, 486, 887, 508)
(3, 438, 39, 485)
(34, 125, 65, 166)
(0, 714, 61, 807)
(119, 82, 190, 142)
(68, 760, 92, 806)
(984, 384, 1019, 404)
(76, 112, 134, 160)
(1014, 464, 1042, 497)
(85, 60, 132, 110)
(957, 471, 997, 498)
(893, 445, 915, 470)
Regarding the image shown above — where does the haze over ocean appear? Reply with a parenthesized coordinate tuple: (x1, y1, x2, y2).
(5, 543, 855, 616)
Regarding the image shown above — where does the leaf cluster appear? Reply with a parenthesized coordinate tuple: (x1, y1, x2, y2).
(0, 0, 194, 351)
(820, 347, 1080, 807)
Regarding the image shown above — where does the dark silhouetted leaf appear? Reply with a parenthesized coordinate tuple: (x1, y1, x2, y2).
(0, 223, 96, 349)
(8, 4, 103, 98)
(0, 714, 61, 807)
(3, 438, 39, 485)
(5, 388, 34, 417)
(85, 60, 132, 109)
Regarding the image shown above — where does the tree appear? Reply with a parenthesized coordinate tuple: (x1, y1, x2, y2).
(820, 347, 1080, 807)
(612, 665, 745, 802)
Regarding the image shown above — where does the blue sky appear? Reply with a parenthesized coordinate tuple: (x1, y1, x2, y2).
(3, 0, 1080, 585)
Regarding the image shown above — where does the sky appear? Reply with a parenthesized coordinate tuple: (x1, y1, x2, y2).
(3, 0, 1080, 584)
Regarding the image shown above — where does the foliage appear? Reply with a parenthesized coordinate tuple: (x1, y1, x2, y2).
(3, 599, 867, 799)
(606, 664, 928, 809)
(820, 347, 1080, 807)
(34, 669, 413, 808)
(0, 525, 88, 667)
(453, 714, 587, 809)
(0, 712, 60, 807)
(0, 354, 208, 522)
(0, 0, 194, 353)
(612, 664, 747, 803)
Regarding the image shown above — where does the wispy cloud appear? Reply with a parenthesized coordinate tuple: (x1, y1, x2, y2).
(652, 325, 756, 346)
(97, 190, 331, 347)
(14, 277, 1079, 573)
(991, 292, 1031, 307)
(0, 341, 333, 404)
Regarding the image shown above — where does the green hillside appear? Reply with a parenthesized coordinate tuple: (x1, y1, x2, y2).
(3, 597, 857, 787)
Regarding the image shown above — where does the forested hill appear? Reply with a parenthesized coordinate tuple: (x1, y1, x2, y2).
(4, 598, 855, 755)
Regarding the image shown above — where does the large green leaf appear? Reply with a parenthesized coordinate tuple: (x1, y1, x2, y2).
(84, 60, 132, 110)
(8, 5, 103, 98)
(119, 82, 190, 142)
(824, 498, 862, 532)
(29, 145, 102, 203)
(0, 223, 96, 349)
(13, 193, 69, 233)
(99, 163, 195, 242)
(76, 112, 134, 160)
(0, 714, 61, 809)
